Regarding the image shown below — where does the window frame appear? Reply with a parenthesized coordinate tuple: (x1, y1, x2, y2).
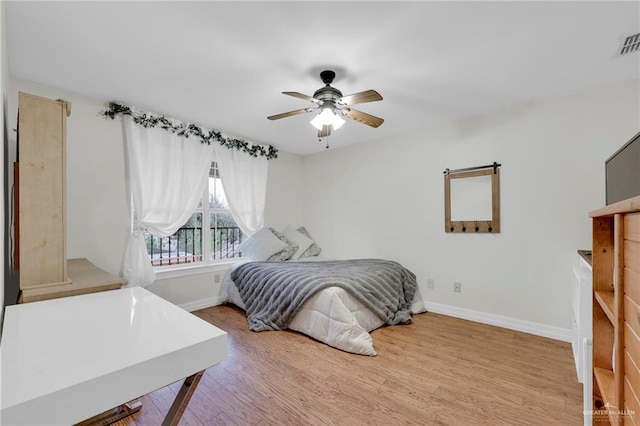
(150, 161, 247, 275)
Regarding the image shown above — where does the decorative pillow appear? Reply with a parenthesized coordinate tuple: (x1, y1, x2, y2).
(238, 227, 287, 261)
(282, 225, 314, 260)
(297, 226, 321, 257)
(267, 228, 298, 262)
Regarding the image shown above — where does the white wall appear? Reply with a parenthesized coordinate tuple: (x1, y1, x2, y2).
(7, 75, 639, 339)
(301, 79, 640, 335)
(264, 150, 305, 230)
(6, 76, 304, 307)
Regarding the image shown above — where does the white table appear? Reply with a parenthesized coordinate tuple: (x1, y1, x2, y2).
(0, 287, 227, 425)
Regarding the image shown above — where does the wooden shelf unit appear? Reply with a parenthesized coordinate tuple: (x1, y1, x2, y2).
(590, 195, 640, 425)
(20, 258, 125, 303)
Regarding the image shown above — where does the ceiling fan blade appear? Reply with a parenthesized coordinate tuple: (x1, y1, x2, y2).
(338, 90, 383, 106)
(283, 91, 320, 104)
(343, 108, 384, 128)
(267, 108, 313, 120)
(318, 124, 332, 138)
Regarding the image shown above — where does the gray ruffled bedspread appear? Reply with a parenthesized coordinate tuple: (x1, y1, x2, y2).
(230, 259, 417, 332)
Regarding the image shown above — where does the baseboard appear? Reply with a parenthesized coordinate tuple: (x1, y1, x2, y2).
(424, 301, 573, 343)
(179, 296, 224, 312)
(178, 297, 573, 342)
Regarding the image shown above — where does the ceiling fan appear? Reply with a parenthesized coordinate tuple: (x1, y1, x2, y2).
(267, 70, 384, 139)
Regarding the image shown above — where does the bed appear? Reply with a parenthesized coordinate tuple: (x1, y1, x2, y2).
(220, 226, 426, 356)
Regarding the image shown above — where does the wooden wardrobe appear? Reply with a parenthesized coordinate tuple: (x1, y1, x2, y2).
(16, 92, 72, 291)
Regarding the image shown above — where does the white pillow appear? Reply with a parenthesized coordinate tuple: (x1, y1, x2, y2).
(282, 225, 314, 260)
(239, 228, 287, 261)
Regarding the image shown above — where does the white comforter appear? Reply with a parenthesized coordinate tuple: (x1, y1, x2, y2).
(220, 259, 426, 356)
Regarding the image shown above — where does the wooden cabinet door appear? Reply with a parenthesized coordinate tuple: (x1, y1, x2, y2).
(18, 92, 71, 288)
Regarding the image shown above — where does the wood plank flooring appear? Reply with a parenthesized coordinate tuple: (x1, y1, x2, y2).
(119, 305, 583, 425)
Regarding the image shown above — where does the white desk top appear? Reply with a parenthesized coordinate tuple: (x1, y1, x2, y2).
(0, 287, 227, 425)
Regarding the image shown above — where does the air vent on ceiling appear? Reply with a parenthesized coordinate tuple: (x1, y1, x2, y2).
(619, 32, 640, 56)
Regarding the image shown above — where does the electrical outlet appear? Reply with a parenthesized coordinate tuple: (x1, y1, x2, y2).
(214, 274, 221, 284)
(427, 278, 435, 289)
(453, 282, 462, 293)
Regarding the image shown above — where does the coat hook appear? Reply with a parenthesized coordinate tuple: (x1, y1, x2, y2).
(487, 221, 493, 232)
(474, 221, 479, 232)
(461, 221, 466, 232)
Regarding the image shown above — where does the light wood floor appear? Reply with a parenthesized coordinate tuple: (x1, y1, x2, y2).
(119, 305, 583, 425)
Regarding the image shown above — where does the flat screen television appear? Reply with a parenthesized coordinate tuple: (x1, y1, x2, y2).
(606, 131, 640, 205)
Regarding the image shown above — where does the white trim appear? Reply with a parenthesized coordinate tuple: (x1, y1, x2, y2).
(179, 296, 225, 312)
(424, 301, 573, 342)
(154, 260, 239, 280)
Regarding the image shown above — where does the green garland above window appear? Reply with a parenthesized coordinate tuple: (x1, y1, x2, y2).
(101, 101, 278, 160)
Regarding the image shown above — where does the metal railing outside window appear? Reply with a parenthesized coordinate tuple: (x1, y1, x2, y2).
(146, 226, 243, 267)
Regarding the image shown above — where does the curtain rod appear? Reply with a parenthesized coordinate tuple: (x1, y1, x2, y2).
(443, 162, 501, 175)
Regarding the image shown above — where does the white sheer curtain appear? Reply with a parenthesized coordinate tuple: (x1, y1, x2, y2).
(213, 144, 268, 236)
(123, 115, 214, 286)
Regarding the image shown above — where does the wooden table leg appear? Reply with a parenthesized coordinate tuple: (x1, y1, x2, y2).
(161, 370, 205, 426)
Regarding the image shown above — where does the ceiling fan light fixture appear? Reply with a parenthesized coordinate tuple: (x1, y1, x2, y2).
(332, 113, 345, 130)
(310, 113, 326, 130)
(311, 108, 344, 130)
(310, 107, 341, 130)
(319, 107, 335, 123)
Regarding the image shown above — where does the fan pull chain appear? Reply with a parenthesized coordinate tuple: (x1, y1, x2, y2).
(319, 136, 330, 149)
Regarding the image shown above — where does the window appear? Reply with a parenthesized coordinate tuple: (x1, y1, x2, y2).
(145, 162, 246, 267)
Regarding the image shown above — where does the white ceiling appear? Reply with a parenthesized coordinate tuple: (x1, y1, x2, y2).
(6, 1, 640, 156)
